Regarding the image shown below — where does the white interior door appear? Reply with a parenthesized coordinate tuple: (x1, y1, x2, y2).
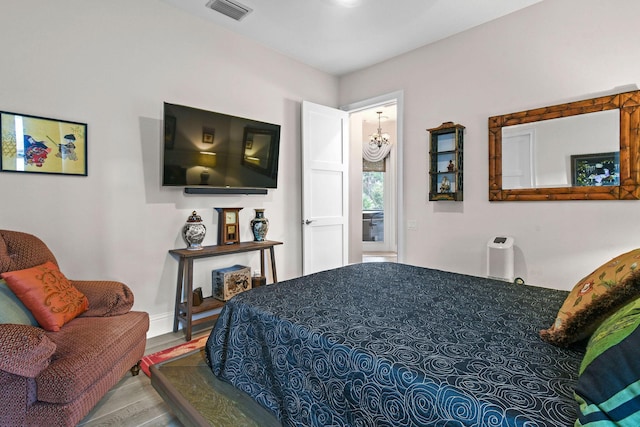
(502, 129, 535, 189)
(301, 101, 349, 275)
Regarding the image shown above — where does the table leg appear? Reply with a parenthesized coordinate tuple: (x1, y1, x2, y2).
(173, 258, 185, 333)
(269, 246, 278, 283)
(259, 250, 265, 279)
(184, 259, 194, 341)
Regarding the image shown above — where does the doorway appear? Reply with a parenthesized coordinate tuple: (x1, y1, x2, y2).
(359, 105, 396, 258)
(342, 91, 403, 265)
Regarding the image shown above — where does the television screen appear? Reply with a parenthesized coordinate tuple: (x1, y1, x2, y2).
(162, 102, 280, 189)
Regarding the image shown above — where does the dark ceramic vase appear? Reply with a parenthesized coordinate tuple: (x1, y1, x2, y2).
(250, 209, 269, 242)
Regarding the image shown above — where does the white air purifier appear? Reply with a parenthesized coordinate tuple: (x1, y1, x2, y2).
(487, 236, 515, 282)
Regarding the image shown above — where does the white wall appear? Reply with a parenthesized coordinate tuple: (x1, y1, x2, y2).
(0, 0, 338, 336)
(339, 0, 640, 291)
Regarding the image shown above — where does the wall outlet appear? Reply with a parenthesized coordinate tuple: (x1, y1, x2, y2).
(407, 220, 417, 230)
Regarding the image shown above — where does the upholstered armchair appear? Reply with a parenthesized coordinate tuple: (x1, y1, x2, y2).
(0, 229, 149, 426)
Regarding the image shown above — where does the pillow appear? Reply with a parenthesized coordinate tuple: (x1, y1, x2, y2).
(0, 323, 56, 377)
(74, 280, 134, 317)
(0, 279, 38, 326)
(540, 248, 640, 346)
(0, 261, 88, 332)
(574, 297, 640, 426)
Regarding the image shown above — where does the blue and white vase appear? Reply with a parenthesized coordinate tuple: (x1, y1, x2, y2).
(183, 211, 206, 250)
(250, 209, 269, 242)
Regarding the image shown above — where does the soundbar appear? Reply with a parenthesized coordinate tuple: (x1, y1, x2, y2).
(184, 187, 268, 195)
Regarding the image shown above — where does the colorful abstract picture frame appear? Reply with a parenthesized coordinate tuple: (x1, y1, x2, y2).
(1, 111, 87, 176)
(571, 151, 620, 187)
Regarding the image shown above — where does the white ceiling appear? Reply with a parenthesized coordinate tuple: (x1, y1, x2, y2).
(361, 104, 397, 127)
(161, 0, 542, 76)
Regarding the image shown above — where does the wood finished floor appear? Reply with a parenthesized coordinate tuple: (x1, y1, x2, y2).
(78, 325, 214, 427)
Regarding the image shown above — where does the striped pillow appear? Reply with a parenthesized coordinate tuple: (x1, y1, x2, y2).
(574, 297, 640, 426)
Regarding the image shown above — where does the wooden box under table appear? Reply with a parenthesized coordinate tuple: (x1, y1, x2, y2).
(212, 264, 251, 301)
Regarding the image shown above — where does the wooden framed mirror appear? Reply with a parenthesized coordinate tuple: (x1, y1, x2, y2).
(488, 90, 640, 201)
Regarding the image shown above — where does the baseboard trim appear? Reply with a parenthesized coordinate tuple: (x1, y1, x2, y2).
(147, 311, 174, 338)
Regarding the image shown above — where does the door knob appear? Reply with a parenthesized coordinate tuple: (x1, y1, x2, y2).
(304, 219, 314, 225)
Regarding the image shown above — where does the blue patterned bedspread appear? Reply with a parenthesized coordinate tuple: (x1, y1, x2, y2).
(206, 263, 584, 426)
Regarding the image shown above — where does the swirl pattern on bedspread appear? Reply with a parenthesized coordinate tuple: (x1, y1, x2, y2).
(206, 263, 584, 427)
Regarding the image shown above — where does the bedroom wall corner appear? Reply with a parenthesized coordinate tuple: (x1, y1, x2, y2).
(338, 0, 640, 290)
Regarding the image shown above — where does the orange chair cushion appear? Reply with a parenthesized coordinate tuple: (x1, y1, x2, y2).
(1, 261, 88, 331)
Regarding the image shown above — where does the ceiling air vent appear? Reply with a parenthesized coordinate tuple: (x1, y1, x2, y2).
(206, 0, 253, 21)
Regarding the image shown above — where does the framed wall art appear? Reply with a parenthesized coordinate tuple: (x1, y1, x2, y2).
(1, 111, 87, 176)
(571, 151, 620, 187)
(202, 127, 215, 144)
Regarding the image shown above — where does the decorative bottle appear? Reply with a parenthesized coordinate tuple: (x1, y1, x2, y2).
(250, 208, 269, 242)
(182, 211, 206, 250)
(252, 270, 266, 287)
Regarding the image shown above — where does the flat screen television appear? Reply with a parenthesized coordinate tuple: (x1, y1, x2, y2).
(162, 102, 280, 192)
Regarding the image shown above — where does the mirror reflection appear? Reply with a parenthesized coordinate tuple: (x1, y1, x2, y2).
(488, 89, 640, 201)
(502, 109, 619, 189)
(242, 127, 278, 177)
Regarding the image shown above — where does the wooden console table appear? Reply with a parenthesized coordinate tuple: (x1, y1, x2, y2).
(169, 240, 282, 341)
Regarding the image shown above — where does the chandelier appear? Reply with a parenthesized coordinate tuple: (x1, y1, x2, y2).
(369, 111, 390, 148)
(363, 111, 392, 163)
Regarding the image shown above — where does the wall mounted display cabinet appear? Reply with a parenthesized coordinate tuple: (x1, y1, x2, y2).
(427, 122, 465, 201)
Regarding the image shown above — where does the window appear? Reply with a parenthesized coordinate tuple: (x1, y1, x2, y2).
(363, 171, 384, 242)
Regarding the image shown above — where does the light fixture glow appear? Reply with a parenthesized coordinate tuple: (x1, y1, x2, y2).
(198, 152, 217, 168)
(331, 0, 362, 8)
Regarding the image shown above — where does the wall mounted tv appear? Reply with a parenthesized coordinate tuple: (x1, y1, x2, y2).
(163, 102, 281, 193)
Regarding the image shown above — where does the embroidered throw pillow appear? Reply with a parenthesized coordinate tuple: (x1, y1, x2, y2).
(0, 261, 88, 332)
(540, 248, 640, 347)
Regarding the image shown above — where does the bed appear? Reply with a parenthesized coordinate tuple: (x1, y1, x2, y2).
(206, 262, 593, 426)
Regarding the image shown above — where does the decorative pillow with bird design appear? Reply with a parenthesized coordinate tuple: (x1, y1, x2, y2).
(540, 248, 640, 347)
